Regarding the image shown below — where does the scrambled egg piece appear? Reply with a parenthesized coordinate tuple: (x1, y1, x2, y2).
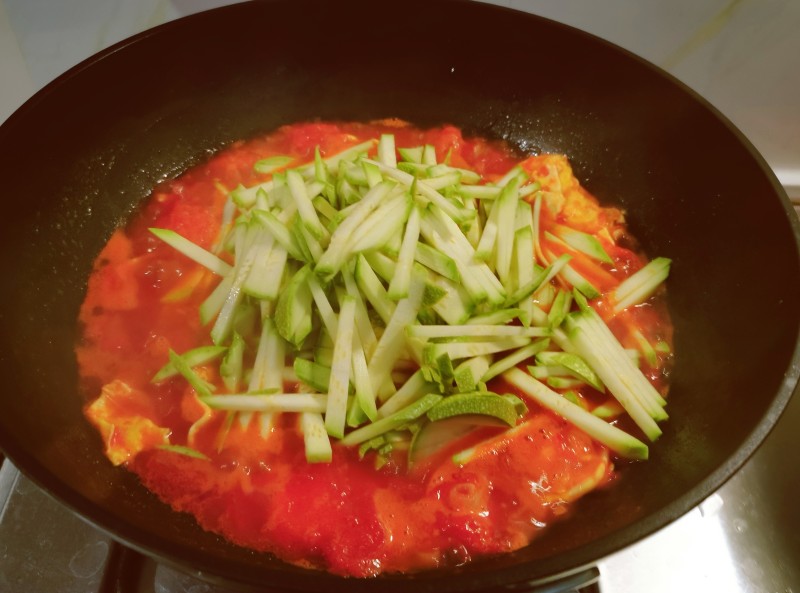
(519, 154, 625, 234)
(85, 380, 170, 465)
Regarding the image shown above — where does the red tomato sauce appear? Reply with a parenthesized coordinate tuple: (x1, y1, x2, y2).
(77, 121, 672, 577)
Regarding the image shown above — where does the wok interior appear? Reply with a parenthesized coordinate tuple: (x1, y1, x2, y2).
(0, 1, 797, 590)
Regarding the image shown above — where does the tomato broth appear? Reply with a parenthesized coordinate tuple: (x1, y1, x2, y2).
(77, 121, 673, 577)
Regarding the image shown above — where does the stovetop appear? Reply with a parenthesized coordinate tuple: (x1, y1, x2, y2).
(1, 2, 799, 591)
(1, 376, 798, 592)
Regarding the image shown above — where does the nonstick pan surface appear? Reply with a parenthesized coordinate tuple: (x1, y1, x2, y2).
(0, 1, 798, 590)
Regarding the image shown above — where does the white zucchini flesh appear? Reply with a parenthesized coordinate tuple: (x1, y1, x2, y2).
(325, 296, 356, 439)
(502, 368, 649, 460)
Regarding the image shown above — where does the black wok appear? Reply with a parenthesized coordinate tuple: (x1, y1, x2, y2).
(0, 1, 798, 590)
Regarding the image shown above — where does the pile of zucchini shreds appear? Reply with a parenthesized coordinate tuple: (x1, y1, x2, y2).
(150, 134, 672, 465)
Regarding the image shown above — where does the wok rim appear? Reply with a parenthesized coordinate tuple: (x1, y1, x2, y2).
(0, 0, 798, 589)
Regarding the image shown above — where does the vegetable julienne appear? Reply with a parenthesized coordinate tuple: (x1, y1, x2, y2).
(77, 121, 673, 576)
(144, 130, 668, 462)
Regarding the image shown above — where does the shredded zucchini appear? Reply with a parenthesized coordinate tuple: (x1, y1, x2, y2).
(150, 132, 671, 465)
